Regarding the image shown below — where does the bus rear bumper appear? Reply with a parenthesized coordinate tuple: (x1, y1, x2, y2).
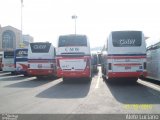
(57, 69, 90, 78)
(27, 69, 55, 76)
(108, 72, 147, 78)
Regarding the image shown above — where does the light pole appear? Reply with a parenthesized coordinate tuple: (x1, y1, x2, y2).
(20, 0, 23, 47)
(72, 15, 77, 35)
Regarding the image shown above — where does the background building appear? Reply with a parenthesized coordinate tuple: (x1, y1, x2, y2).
(22, 35, 34, 47)
(0, 25, 33, 52)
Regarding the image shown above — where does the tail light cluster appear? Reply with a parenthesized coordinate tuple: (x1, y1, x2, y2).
(86, 58, 90, 69)
(143, 62, 146, 70)
(56, 59, 60, 69)
(108, 63, 112, 70)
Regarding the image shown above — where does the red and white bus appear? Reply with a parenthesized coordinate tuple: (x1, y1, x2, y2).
(101, 31, 147, 82)
(27, 42, 56, 78)
(56, 34, 91, 81)
(14, 48, 28, 76)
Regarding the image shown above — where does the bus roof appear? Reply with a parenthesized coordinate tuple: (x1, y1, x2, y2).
(59, 34, 87, 37)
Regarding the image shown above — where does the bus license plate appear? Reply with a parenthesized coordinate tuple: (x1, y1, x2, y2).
(125, 66, 131, 70)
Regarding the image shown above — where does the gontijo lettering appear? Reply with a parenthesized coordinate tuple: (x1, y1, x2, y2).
(120, 39, 136, 45)
(33, 45, 46, 49)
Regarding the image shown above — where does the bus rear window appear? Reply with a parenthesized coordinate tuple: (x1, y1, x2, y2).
(16, 50, 28, 57)
(4, 51, 14, 58)
(112, 31, 142, 47)
(58, 35, 87, 47)
(30, 43, 51, 53)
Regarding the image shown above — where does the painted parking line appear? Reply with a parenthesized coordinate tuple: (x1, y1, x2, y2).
(95, 67, 101, 89)
(138, 79, 160, 92)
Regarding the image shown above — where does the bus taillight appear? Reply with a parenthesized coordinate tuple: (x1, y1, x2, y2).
(108, 63, 112, 70)
(143, 62, 146, 69)
(56, 59, 60, 69)
(86, 59, 90, 69)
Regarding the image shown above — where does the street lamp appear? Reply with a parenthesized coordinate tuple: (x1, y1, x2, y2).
(20, 0, 24, 48)
(72, 15, 77, 35)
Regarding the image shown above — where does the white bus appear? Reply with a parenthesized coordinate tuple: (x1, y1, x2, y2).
(56, 34, 91, 81)
(27, 42, 56, 78)
(2, 50, 15, 73)
(0, 52, 2, 71)
(14, 48, 28, 76)
(146, 39, 160, 81)
(101, 31, 147, 81)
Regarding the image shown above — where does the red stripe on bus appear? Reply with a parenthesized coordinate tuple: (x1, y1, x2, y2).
(107, 56, 146, 59)
(113, 63, 141, 66)
(57, 57, 91, 60)
(28, 60, 56, 63)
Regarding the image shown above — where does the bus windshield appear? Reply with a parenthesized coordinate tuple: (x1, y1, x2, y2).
(4, 51, 14, 58)
(16, 50, 28, 57)
(112, 31, 142, 47)
(30, 43, 51, 53)
(58, 35, 87, 47)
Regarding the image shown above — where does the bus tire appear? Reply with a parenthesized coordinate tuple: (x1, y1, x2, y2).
(37, 76, 43, 79)
(130, 77, 138, 83)
(102, 74, 107, 81)
(105, 78, 113, 83)
(63, 78, 67, 83)
(11, 71, 16, 75)
(87, 77, 92, 82)
(23, 73, 28, 77)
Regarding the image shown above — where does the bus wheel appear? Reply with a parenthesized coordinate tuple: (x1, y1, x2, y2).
(11, 71, 16, 75)
(37, 76, 43, 79)
(130, 77, 138, 83)
(102, 74, 107, 81)
(87, 77, 92, 83)
(63, 78, 67, 83)
(23, 73, 28, 77)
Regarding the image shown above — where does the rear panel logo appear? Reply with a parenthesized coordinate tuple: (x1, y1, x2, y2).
(65, 48, 79, 52)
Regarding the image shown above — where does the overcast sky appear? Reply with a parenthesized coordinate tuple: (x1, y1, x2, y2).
(0, 0, 160, 47)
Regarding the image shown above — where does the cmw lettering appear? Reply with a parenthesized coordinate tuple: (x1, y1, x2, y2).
(65, 48, 79, 52)
(120, 39, 135, 45)
(33, 45, 46, 49)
